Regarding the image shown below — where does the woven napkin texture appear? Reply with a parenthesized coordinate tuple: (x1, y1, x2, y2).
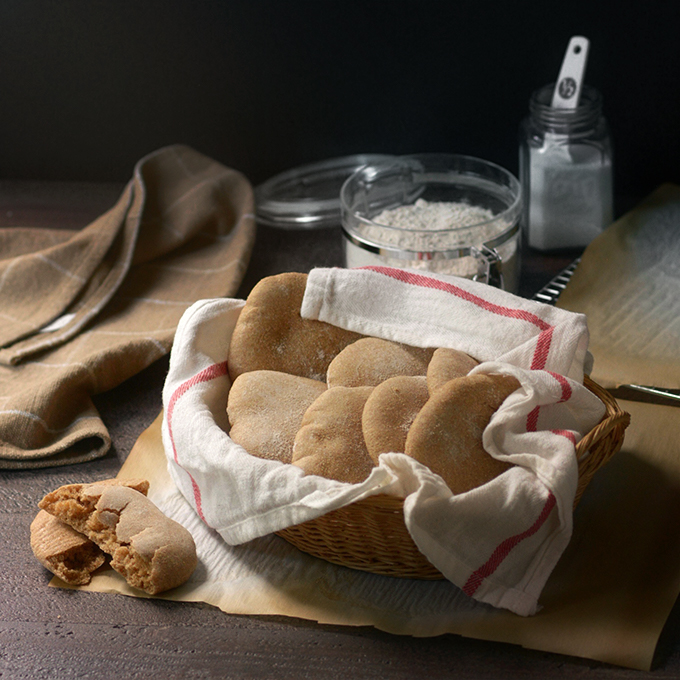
(162, 267, 605, 615)
(0, 144, 255, 469)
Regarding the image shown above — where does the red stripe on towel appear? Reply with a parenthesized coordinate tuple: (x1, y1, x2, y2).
(547, 371, 573, 403)
(526, 371, 573, 432)
(551, 429, 577, 445)
(526, 405, 541, 432)
(166, 361, 229, 525)
(363, 266, 556, 372)
(363, 267, 553, 330)
(463, 492, 557, 597)
(530, 326, 554, 371)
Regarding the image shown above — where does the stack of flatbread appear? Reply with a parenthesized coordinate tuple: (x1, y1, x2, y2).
(226, 272, 519, 494)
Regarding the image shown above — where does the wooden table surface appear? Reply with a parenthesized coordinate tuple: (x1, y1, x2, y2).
(1, 181, 677, 679)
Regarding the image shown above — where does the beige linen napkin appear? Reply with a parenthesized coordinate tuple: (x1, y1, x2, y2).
(0, 145, 255, 468)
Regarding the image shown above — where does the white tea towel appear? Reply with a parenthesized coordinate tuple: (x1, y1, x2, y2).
(302, 266, 593, 381)
(161, 266, 606, 616)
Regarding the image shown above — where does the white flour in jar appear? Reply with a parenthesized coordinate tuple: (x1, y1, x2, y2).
(370, 198, 496, 247)
(526, 136, 613, 250)
(344, 198, 517, 289)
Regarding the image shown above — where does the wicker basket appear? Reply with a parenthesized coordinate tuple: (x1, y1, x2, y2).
(276, 376, 630, 580)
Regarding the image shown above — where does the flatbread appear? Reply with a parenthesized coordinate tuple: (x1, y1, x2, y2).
(362, 375, 430, 462)
(227, 370, 326, 463)
(426, 347, 479, 394)
(327, 337, 434, 388)
(405, 373, 520, 494)
(227, 273, 363, 382)
(291, 386, 375, 484)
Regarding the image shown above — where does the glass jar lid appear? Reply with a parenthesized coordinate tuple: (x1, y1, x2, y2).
(255, 154, 393, 229)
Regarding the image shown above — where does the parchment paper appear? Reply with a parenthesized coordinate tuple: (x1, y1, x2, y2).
(557, 183, 680, 390)
(59, 399, 680, 672)
(54, 186, 680, 670)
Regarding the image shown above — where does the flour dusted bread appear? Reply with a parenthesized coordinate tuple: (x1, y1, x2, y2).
(426, 347, 479, 394)
(38, 481, 197, 595)
(362, 375, 430, 461)
(327, 338, 433, 388)
(292, 386, 375, 484)
(30, 478, 149, 585)
(405, 373, 520, 493)
(225, 271, 521, 495)
(228, 370, 326, 463)
(227, 273, 363, 382)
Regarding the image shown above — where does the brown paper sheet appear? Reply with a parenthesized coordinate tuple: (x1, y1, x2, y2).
(58, 400, 680, 672)
(557, 183, 680, 390)
(54, 188, 680, 669)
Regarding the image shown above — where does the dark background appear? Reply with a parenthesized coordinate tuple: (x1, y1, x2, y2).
(1, 0, 678, 203)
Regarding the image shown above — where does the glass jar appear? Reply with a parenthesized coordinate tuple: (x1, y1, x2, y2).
(519, 83, 613, 251)
(254, 155, 393, 229)
(340, 154, 522, 293)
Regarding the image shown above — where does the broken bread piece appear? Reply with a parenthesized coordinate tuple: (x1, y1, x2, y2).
(38, 481, 197, 595)
(30, 477, 149, 586)
(30, 510, 105, 586)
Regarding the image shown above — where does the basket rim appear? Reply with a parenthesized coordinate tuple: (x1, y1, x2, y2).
(577, 376, 630, 460)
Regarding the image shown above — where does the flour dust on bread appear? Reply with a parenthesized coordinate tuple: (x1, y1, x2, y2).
(405, 374, 520, 494)
(426, 347, 479, 395)
(327, 337, 434, 388)
(291, 386, 376, 484)
(362, 375, 430, 462)
(227, 272, 363, 382)
(227, 370, 326, 463)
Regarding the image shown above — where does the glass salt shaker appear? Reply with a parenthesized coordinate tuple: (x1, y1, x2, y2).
(519, 83, 613, 251)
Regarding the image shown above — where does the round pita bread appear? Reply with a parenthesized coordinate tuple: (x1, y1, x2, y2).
(426, 347, 479, 394)
(405, 373, 519, 494)
(327, 337, 434, 388)
(291, 386, 375, 484)
(228, 272, 363, 382)
(227, 370, 326, 463)
(362, 375, 430, 462)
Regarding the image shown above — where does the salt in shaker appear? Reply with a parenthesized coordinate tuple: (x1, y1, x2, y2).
(519, 37, 613, 250)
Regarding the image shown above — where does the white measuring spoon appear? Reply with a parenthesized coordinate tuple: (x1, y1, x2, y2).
(551, 36, 590, 109)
